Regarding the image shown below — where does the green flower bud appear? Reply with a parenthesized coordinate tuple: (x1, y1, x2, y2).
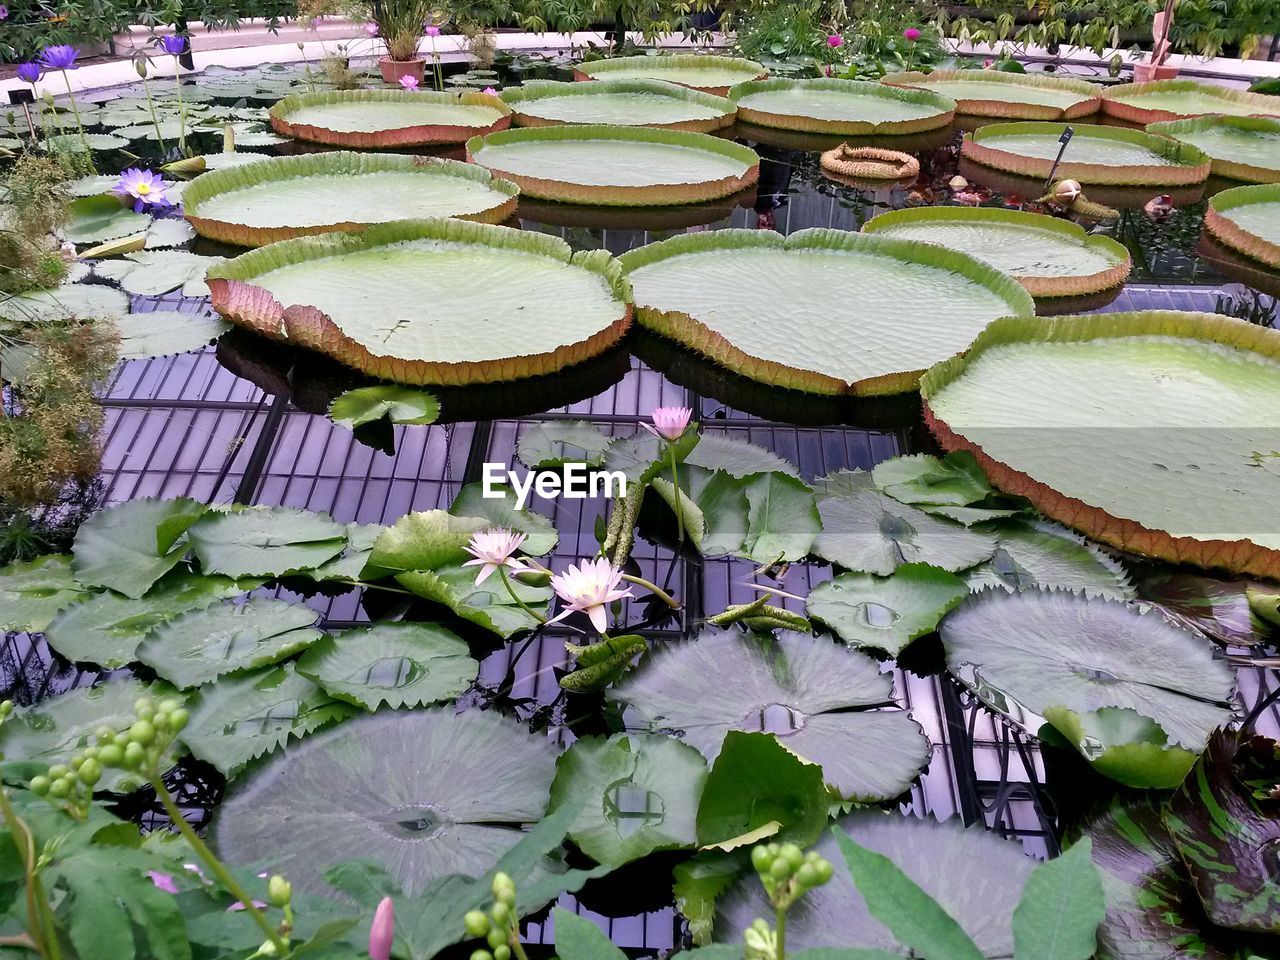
(464, 910, 490, 937)
(84, 746, 99, 759)
(751, 918, 770, 933)
(112, 732, 130, 749)
(257, 938, 278, 957)
(48, 765, 68, 780)
(129, 719, 156, 746)
(70, 755, 84, 770)
(98, 744, 124, 767)
(123, 741, 147, 770)
(49, 778, 72, 799)
(267, 875, 291, 907)
(769, 858, 790, 881)
(491, 872, 513, 896)
(469, 951, 493, 960)
(491, 901, 510, 926)
(750, 845, 772, 873)
(169, 709, 189, 732)
(485, 926, 506, 950)
(766, 843, 780, 856)
(135, 698, 155, 721)
(0, 700, 13, 717)
(795, 863, 818, 888)
(78, 759, 102, 787)
(780, 844, 803, 871)
(95, 725, 115, 744)
(29, 775, 50, 796)
(813, 859, 833, 885)
(493, 946, 510, 960)
(160, 698, 183, 715)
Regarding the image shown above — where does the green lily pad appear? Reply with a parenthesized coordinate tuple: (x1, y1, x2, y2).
(871, 452, 991, 507)
(144, 218, 197, 248)
(186, 506, 349, 579)
(369, 510, 487, 573)
(305, 522, 384, 583)
(0, 555, 88, 633)
(396, 564, 550, 638)
(0, 283, 129, 325)
(329, 385, 440, 429)
(62, 195, 150, 244)
(448, 482, 558, 556)
(113, 311, 231, 359)
(807, 563, 970, 655)
(71, 497, 208, 599)
(180, 663, 356, 779)
(212, 707, 558, 895)
(517, 420, 613, 468)
(966, 518, 1134, 600)
(94, 250, 224, 297)
(688, 433, 800, 479)
(547, 732, 708, 867)
(295, 622, 477, 710)
(136, 598, 324, 689)
(610, 628, 929, 800)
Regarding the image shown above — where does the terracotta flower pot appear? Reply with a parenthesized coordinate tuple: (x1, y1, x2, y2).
(379, 57, 426, 85)
(1133, 61, 1180, 82)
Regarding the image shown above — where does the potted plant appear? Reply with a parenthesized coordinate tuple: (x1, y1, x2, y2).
(1133, 0, 1179, 82)
(370, 0, 435, 85)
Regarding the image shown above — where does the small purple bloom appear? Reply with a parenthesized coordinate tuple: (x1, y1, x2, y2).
(113, 167, 169, 212)
(424, 24, 440, 36)
(0, 6, 9, 21)
(903, 27, 921, 41)
(364, 21, 378, 36)
(157, 34, 186, 56)
(17, 62, 41, 84)
(39, 44, 79, 71)
(399, 74, 419, 90)
(826, 34, 843, 47)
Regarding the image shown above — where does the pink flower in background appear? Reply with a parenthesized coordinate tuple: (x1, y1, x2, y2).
(983, 57, 995, 68)
(826, 34, 843, 47)
(642, 406, 692, 442)
(399, 74, 419, 90)
(364, 22, 378, 36)
(0, 6, 9, 20)
(113, 167, 168, 212)
(483, 86, 497, 94)
(309, 16, 323, 29)
(369, 897, 395, 960)
(549, 558, 634, 633)
(425, 24, 440, 36)
(227, 899, 267, 912)
(148, 872, 179, 894)
(903, 27, 921, 41)
(462, 528, 528, 585)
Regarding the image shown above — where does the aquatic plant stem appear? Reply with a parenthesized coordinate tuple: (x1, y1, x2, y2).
(171, 57, 187, 155)
(148, 774, 288, 957)
(508, 931, 531, 960)
(775, 905, 787, 960)
(140, 76, 167, 153)
(620, 573, 680, 610)
(0, 788, 59, 960)
(58, 72, 90, 155)
(430, 36, 443, 91)
(501, 570, 547, 624)
(668, 446, 686, 548)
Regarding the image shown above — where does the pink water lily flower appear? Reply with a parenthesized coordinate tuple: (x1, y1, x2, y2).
(425, 24, 440, 36)
(549, 558, 634, 633)
(826, 34, 843, 47)
(399, 74, 419, 90)
(903, 27, 921, 41)
(462, 527, 528, 585)
(369, 897, 395, 960)
(642, 406, 692, 443)
(113, 167, 168, 212)
(483, 86, 497, 94)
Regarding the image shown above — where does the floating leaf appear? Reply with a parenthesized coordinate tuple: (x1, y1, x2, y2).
(807, 563, 969, 655)
(296, 622, 477, 710)
(137, 598, 323, 689)
(94, 250, 224, 297)
(695, 730, 829, 849)
(145, 217, 197, 248)
(306, 522, 384, 582)
(329, 385, 440, 429)
(548, 732, 707, 867)
(687, 433, 801, 478)
(368, 510, 485, 573)
(449, 482, 558, 556)
(396, 564, 550, 638)
(186, 506, 348, 579)
(610, 628, 929, 800)
(0, 283, 129, 324)
(813, 471, 997, 575)
(941, 589, 1236, 788)
(740, 471, 821, 563)
(181, 663, 355, 778)
(62, 195, 150, 244)
(966, 518, 1133, 600)
(113, 311, 230, 360)
(0, 555, 87, 633)
(71, 497, 208, 599)
(872, 452, 992, 507)
(517, 420, 613, 468)
(1140, 573, 1263, 646)
(45, 571, 248, 668)
(213, 708, 557, 895)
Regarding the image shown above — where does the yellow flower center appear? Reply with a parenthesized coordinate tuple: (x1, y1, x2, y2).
(136, 183, 151, 195)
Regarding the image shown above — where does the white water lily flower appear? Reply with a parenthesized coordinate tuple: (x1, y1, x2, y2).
(641, 406, 692, 443)
(462, 527, 528, 585)
(548, 557, 634, 634)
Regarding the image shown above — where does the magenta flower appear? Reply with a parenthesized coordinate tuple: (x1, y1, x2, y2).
(148, 872, 179, 894)
(641, 406, 692, 443)
(549, 558, 634, 634)
(227, 899, 268, 912)
(157, 34, 186, 56)
(483, 86, 497, 94)
(399, 74, 419, 90)
(39, 45, 79, 71)
(903, 27, 921, 41)
(369, 897, 394, 960)
(826, 34, 843, 47)
(462, 528, 528, 585)
(425, 24, 440, 36)
(364, 22, 378, 36)
(0, 6, 9, 20)
(16, 62, 41, 84)
(113, 167, 169, 212)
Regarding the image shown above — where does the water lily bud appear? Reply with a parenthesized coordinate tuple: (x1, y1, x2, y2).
(513, 568, 551, 587)
(267, 875, 291, 907)
(463, 910, 490, 937)
(161, 155, 207, 175)
(369, 896, 395, 960)
(135, 57, 149, 79)
(750, 845, 772, 873)
(29, 775, 50, 795)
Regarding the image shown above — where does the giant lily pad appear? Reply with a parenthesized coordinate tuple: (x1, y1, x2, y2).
(920, 311, 1280, 577)
(573, 54, 767, 96)
(1101, 79, 1280, 125)
(501, 79, 736, 132)
(717, 813, 1037, 953)
(213, 708, 558, 895)
(862, 207, 1131, 298)
(182, 152, 520, 247)
(180, 663, 355, 778)
(962, 122, 1210, 186)
(620, 228, 1032, 396)
(941, 588, 1236, 788)
(1204, 183, 1280, 269)
(728, 78, 954, 135)
(208, 219, 632, 386)
(467, 125, 759, 206)
(268, 89, 511, 148)
(882, 69, 1101, 120)
(609, 628, 930, 800)
(71, 496, 208, 599)
(0, 555, 87, 633)
(295, 622, 477, 710)
(1147, 116, 1280, 184)
(547, 732, 708, 867)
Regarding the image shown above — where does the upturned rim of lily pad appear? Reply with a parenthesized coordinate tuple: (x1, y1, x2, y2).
(1100, 78, 1280, 125)
(881, 68, 1102, 120)
(727, 77, 956, 136)
(268, 88, 512, 147)
(572, 53, 768, 96)
(1203, 182, 1280, 269)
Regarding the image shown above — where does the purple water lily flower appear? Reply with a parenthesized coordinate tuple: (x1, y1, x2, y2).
(157, 34, 186, 56)
(113, 167, 169, 212)
(39, 44, 79, 71)
(399, 74, 419, 90)
(16, 62, 41, 84)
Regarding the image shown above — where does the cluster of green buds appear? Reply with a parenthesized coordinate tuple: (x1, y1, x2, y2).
(29, 696, 187, 817)
(462, 872, 526, 960)
(751, 842, 834, 910)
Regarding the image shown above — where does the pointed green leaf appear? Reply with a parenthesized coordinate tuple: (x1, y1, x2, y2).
(449, 482, 558, 556)
(1012, 838, 1104, 960)
(552, 908, 628, 960)
(517, 420, 613, 468)
(872, 453, 991, 507)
